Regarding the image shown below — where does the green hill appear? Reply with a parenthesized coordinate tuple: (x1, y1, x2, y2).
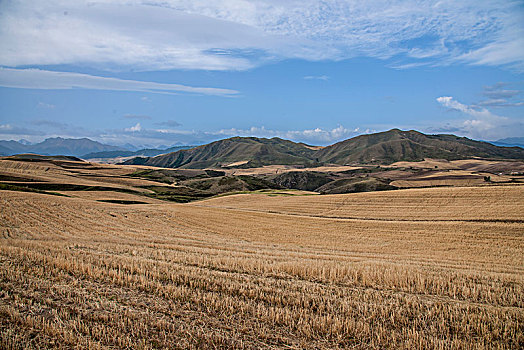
(314, 129, 524, 164)
(122, 129, 524, 169)
(123, 137, 319, 168)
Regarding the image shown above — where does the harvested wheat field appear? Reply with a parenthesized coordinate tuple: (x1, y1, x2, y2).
(1, 180, 523, 348)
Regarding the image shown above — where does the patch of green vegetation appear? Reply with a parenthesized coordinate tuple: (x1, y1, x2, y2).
(151, 195, 203, 203)
(0, 174, 41, 182)
(187, 178, 215, 191)
(206, 188, 317, 200)
(128, 169, 182, 184)
(269, 171, 332, 191)
(129, 168, 225, 185)
(129, 169, 153, 176)
(205, 170, 226, 177)
(97, 199, 149, 204)
(6, 154, 82, 162)
(266, 192, 298, 197)
(218, 176, 238, 186)
(140, 185, 211, 203)
(0, 183, 69, 197)
(316, 177, 397, 194)
(237, 175, 282, 190)
(338, 166, 384, 175)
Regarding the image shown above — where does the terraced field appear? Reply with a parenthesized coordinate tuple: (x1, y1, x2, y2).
(1, 181, 523, 348)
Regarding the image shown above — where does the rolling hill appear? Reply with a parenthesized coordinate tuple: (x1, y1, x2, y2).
(123, 136, 320, 168)
(314, 129, 524, 164)
(123, 129, 524, 169)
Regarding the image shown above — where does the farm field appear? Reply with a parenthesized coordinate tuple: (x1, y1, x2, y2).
(3, 0, 524, 348)
(0, 156, 523, 348)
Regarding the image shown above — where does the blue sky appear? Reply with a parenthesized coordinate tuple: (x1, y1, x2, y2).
(0, 0, 523, 147)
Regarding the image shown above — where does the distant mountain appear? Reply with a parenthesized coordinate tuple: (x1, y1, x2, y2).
(314, 129, 524, 164)
(82, 145, 195, 159)
(0, 140, 29, 154)
(31, 137, 124, 156)
(0, 137, 124, 157)
(123, 137, 320, 168)
(0, 144, 13, 156)
(123, 129, 524, 169)
(491, 137, 524, 148)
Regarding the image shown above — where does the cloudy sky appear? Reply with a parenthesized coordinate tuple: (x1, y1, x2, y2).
(0, 0, 523, 147)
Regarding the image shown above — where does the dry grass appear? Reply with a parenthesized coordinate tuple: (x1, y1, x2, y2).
(197, 185, 524, 221)
(390, 170, 514, 188)
(390, 158, 524, 173)
(0, 159, 523, 349)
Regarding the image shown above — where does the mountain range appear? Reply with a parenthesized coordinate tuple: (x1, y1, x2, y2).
(82, 146, 195, 160)
(0, 137, 193, 159)
(0, 137, 123, 157)
(1, 130, 523, 165)
(123, 129, 524, 168)
(489, 137, 524, 148)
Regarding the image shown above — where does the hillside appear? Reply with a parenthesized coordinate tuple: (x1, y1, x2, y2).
(123, 136, 319, 168)
(123, 129, 524, 169)
(314, 129, 524, 164)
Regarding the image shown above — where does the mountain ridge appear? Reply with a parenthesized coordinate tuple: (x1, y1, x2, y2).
(123, 129, 524, 169)
(490, 137, 524, 148)
(0, 137, 124, 157)
(82, 145, 196, 160)
(125, 136, 320, 169)
(313, 129, 524, 164)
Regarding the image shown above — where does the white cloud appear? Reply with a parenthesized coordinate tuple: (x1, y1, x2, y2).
(456, 23, 524, 71)
(215, 125, 359, 144)
(0, 1, 274, 71)
(0, 124, 45, 136)
(0, 1, 522, 70)
(37, 102, 55, 109)
(156, 120, 182, 127)
(2, 121, 362, 146)
(484, 90, 521, 99)
(475, 99, 524, 107)
(0, 68, 238, 96)
(471, 82, 524, 108)
(436, 96, 502, 120)
(32, 119, 69, 129)
(436, 96, 520, 139)
(125, 123, 142, 132)
(304, 75, 329, 81)
(389, 62, 432, 70)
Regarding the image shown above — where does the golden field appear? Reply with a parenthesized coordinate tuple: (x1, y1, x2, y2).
(0, 157, 523, 349)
